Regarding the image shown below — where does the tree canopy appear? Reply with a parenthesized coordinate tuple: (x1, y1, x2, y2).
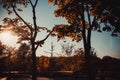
(49, 0, 120, 80)
(49, 0, 120, 41)
(0, 0, 54, 80)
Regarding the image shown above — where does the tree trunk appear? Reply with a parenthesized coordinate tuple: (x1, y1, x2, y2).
(84, 46, 93, 80)
(81, 2, 94, 79)
(32, 44, 37, 80)
(81, 1, 96, 79)
(80, 2, 91, 80)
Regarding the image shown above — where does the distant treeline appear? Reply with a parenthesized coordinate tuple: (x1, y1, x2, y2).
(0, 53, 120, 75)
(36, 55, 120, 73)
(36, 54, 85, 71)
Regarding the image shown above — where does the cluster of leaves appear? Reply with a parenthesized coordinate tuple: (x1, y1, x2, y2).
(49, 0, 120, 42)
(91, 0, 120, 36)
(0, 17, 31, 43)
(0, 0, 29, 6)
(0, 0, 29, 14)
(0, 17, 51, 44)
(54, 24, 82, 42)
(49, 0, 84, 24)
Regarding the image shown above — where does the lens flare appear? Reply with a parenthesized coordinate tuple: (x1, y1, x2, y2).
(0, 31, 18, 47)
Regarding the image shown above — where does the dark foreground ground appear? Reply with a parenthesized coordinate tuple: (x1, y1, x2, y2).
(1, 56, 120, 80)
(0, 71, 120, 80)
(0, 77, 75, 80)
(0, 71, 75, 80)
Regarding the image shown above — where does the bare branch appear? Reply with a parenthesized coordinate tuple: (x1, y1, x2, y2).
(12, 6, 32, 31)
(30, 0, 38, 40)
(29, 0, 38, 8)
(29, 0, 34, 7)
(42, 27, 54, 42)
(35, 27, 55, 49)
(35, 44, 39, 51)
(34, 0, 38, 8)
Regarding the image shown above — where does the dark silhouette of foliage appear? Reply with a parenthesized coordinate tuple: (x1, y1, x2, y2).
(0, 43, 31, 73)
(15, 43, 32, 71)
(48, 0, 120, 80)
(99, 56, 120, 79)
(0, 41, 16, 72)
(0, 41, 6, 72)
(0, 17, 32, 72)
(0, 0, 54, 80)
(0, 41, 5, 55)
(37, 54, 85, 72)
(1, 17, 30, 42)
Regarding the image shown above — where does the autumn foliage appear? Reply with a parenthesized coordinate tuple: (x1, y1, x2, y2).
(37, 55, 85, 72)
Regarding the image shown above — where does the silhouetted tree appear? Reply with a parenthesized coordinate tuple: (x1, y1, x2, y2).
(48, 0, 120, 80)
(0, 41, 5, 56)
(0, 41, 16, 72)
(100, 56, 120, 79)
(15, 43, 31, 71)
(0, 0, 54, 80)
(61, 42, 75, 57)
(0, 41, 6, 72)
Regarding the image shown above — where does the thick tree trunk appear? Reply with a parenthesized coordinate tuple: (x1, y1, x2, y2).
(81, 1, 96, 79)
(84, 46, 92, 80)
(81, 2, 94, 80)
(32, 44, 37, 80)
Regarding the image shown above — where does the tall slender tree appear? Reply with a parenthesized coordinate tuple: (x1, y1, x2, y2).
(0, 0, 54, 80)
(48, 0, 120, 80)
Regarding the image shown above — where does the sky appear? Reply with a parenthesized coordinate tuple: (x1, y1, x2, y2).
(0, 0, 120, 58)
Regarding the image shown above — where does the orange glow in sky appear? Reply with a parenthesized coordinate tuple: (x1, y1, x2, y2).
(0, 31, 18, 47)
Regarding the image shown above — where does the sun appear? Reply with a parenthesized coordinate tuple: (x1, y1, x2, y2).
(0, 31, 19, 47)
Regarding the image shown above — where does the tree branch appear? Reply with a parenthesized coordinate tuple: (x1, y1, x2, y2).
(81, 2, 87, 46)
(29, 0, 38, 8)
(30, 0, 38, 40)
(86, 5, 92, 28)
(42, 27, 54, 42)
(35, 27, 55, 50)
(29, 0, 34, 7)
(34, 0, 38, 8)
(35, 43, 39, 51)
(86, 3, 92, 47)
(12, 6, 32, 31)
